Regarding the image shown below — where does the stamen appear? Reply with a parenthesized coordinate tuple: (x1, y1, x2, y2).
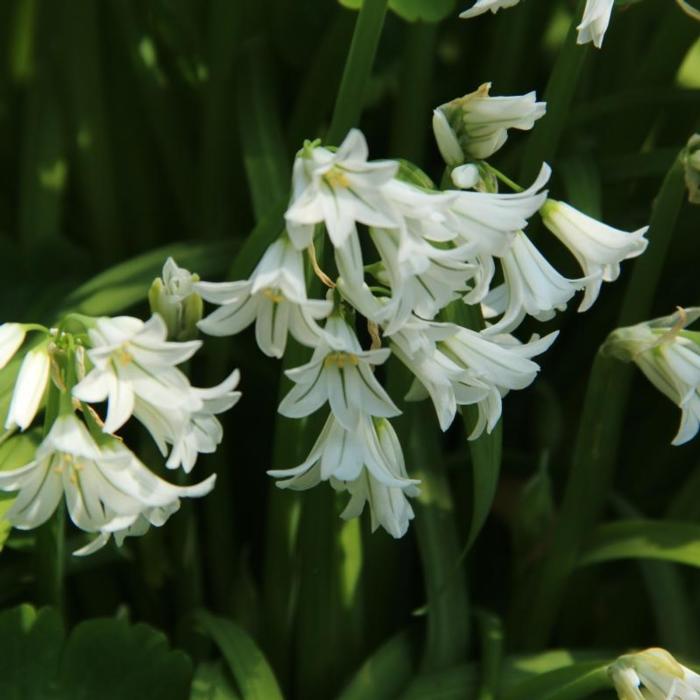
(262, 288, 286, 303)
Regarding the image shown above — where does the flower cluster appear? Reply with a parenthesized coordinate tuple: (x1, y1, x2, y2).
(605, 307, 700, 446)
(0, 259, 240, 555)
(460, 0, 617, 49)
(609, 648, 700, 700)
(196, 85, 648, 537)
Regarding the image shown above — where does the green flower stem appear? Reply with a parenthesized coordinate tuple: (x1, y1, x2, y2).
(518, 0, 588, 184)
(35, 381, 65, 612)
(326, 0, 389, 145)
(389, 360, 470, 671)
(540, 667, 611, 700)
(475, 610, 504, 700)
(518, 151, 688, 648)
(390, 21, 437, 163)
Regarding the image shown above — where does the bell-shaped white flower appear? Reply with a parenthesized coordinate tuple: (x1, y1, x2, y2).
(433, 83, 546, 162)
(284, 129, 399, 249)
(577, 0, 615, 48)
(269, 414, 419, 538)
(0, 414, 215, 540)
(278, 315, 399, 430)
(196, 237, 331, 358)
(390, 317, 489, 431)
(609, 648, 700, 700)
(439, 327, 558, 438)
(5, 343, 51, 431)
(0, 323, 27, 369)
(605, 308, 700, 446)
(541, 199, 648, 312)
(482, 231, 586, 334)
(148, 257, 203, 341)
(459, 0, 522, 19)
(133, 369, 241, 473)
(445, 163, 551, 257)
(72, 314, 201, 434)
(369, 227, 476, 333)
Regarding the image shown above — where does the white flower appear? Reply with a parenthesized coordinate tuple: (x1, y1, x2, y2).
(148, 257, 203, 341)
(481, 231, 586, 334)
(577, 0, 615, 48)
(0, 414, 215, 541)
(609, 648, 700, 700)
(72, 314, 201, 434)
(438, 327, 558, 438)
(369, 227, 476, 333)
(459, 0, 522, 19)
(605, 308, 700, 446)
(0, 323, 26, 369)
(390, 317, 489, 431)
(451, 164, 481, 190)
(445, 163, 551, 259)
(133, 369, 241, 473)
(278, 315, 399, 430)
(433, 83, 546, 162)
(5, 344, 51, 431)
(269, 414, 419, 538)
(284, 129, 398, 249)
(541, 199, 649, 312)
(196, 237, 331, 358)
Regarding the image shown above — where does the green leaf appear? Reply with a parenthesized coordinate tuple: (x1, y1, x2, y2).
(56, 240, 237, 318)
(337, 630, 416, 700)
(339, 0, 456, 23)
(194, 610, 284, 700)
(579, 519, 700, 569)
(0, 604, 63, 700)
(190, 662, 241, 700)
(56, 617, 193, 700)
(501, 663, 611, 700)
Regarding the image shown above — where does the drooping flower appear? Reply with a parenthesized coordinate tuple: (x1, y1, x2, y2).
(433, 83, 546, 163)
(148, 257, 203, 341)
(438, 326, 558, 438)
(541, 199, 648, 312)
(481, 230, 586, 334)
(445, 163, 551, 259)
(459, 0, 522, 19)
(609, 647, 700, 700)
(5, 343, 51, 431)
(284, 129, 399, 249)
(196, 236, 331, 358)
(0, 323, 27, 369)
(269, 414, 419, 538)
(0, 414, 215, 548)
(132, 369, 241, 473)
(278, 315, 399, 430)
(576, 0, 615, 48)
(72, 314, 201, 434)
(604, 308, 700, 446)
(390, 316, 488, 431)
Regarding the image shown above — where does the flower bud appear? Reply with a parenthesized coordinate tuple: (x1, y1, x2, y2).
(5, 343, 51, 431)
(0, 323, 26, 369)
(148, 258, 203, 341)
(432, 83, 546, 163)
(684, 133, 700, 204)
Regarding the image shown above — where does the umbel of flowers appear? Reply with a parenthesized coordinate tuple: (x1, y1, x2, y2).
(196, 83, 649, 538)
(0, 259, 241, 555)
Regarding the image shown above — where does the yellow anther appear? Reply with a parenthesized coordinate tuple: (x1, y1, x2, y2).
(262, 288, 285, 304)
(323, 166, 350, 189)
(324, 352, 359, 369)
(116, 346, 133, 366)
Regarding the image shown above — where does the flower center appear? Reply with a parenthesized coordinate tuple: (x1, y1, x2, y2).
(324, 352, 359, 369)
(262, 288, 285, 304)
(323, 166, 350, 189)
(115, 346, 134, 366)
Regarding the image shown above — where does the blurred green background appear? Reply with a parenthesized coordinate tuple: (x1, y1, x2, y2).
(0, 0, 699, 698)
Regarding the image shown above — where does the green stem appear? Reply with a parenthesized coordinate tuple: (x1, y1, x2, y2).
(389, 21, 437, 163)
(518, 0, 588, 184)
(517, 150, 688, 648)
(326, 0, 389, 144)
(35, 381, 65, 611)
(475, 610, 503, 700)
(541, 668, 611, 700)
